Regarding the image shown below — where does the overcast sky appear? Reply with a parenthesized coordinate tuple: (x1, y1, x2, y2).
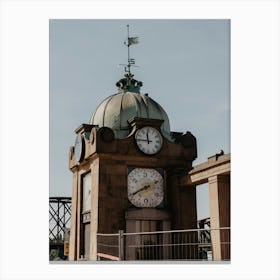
(49, 19, 230, 219)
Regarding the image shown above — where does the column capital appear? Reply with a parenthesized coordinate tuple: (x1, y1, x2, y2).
(208, 174, 230, 184)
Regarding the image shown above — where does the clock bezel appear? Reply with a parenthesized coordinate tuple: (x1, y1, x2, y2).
(127, 167, 164, 208)
(74, 134, 85, 162)
(134, 126, 163, 155)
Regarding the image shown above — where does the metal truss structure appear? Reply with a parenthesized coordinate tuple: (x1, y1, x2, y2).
(197, 217, 211, 242)
(49, 197, 71, 242)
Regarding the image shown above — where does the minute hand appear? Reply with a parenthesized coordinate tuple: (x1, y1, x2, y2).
(146, 131, 151, 144)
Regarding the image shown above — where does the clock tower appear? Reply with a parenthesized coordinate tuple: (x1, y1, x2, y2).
(68, 28, 198, 261)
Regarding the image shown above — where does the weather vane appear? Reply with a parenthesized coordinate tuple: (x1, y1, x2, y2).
(121, 24, 139, 76)
(116, 25, 142, 93)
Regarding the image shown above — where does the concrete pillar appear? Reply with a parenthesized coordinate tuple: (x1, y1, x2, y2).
(69, 172, 78, 260)
(76, 171, 82, 259)
(208, 175, 230, 260)
(89, 159, 99, 261)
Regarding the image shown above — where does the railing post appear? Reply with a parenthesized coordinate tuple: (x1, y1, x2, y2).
(118, 230, 124, 261)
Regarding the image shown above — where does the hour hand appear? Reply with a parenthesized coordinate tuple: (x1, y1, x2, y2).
(136, 138, 148, 142)
(132, 185, 150, 195)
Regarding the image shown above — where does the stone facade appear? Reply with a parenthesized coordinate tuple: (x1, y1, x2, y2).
(69, 118, 198, 260)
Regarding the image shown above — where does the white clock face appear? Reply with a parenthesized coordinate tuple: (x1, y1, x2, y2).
(135, 126, 163, 155)
(82, 172, 91, 212)
(128, 168, 164, 208)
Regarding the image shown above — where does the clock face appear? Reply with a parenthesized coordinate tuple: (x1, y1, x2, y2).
(82, 172, 91, 212)
(128, 168, 164, 208)
(135, 126, 163, 155)
(74, 134, 85, 162)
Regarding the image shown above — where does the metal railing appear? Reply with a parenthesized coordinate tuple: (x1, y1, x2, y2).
(97, 227, 230, 261)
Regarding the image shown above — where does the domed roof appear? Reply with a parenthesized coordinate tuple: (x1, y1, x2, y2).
(89, 91, 172, 140)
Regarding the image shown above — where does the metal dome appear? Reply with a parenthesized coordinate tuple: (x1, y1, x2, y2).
(89, 91, 172, 140)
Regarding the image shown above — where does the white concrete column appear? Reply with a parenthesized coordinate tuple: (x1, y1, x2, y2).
(89, 159, 99, 261)
(208, 175, 230, 261)
(209, 175, 221, 260)
(69, 171, 78, 260)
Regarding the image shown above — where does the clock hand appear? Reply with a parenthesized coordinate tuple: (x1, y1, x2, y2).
(146, 131, 151, 144)
(132, 185, 151, 195)
(136, 138, 149, 142)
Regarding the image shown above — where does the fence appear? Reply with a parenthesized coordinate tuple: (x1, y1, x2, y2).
(97, 227, 230, 261)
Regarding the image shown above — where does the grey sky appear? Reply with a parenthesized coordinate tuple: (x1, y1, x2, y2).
(49, 19, 230, 220)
